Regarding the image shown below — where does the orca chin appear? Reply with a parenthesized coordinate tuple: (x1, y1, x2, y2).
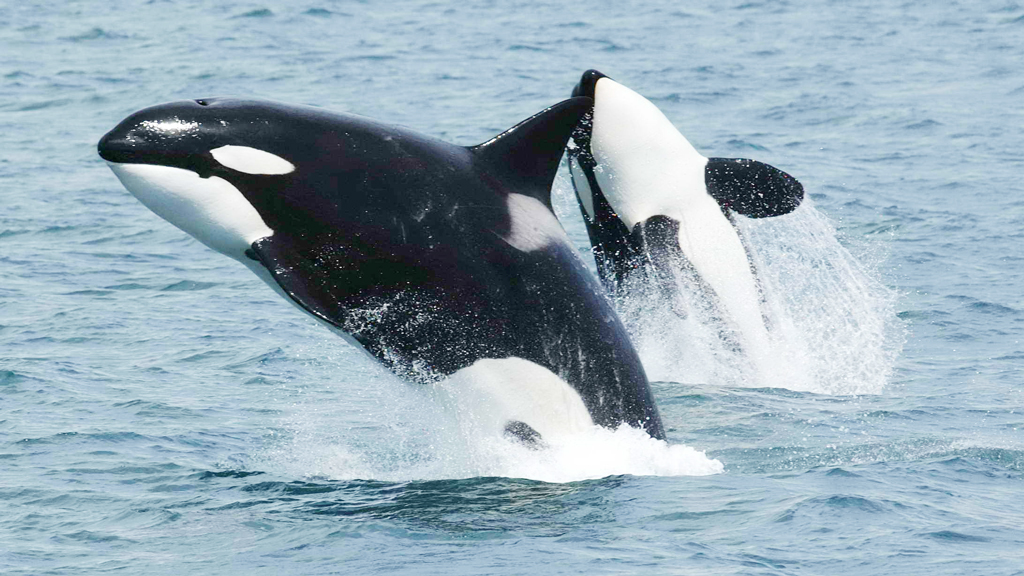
(100, 95, 666, 441)
(103, 162, 274, 260)
(566, 69, 805, 367)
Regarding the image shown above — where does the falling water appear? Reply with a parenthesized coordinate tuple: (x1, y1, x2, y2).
(615, 200, 903, 395)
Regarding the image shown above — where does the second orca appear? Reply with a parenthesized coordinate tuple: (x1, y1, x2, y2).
(567, 70, 804, 369)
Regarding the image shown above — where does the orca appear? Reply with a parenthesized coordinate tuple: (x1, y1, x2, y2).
(98, 96, 665, 441)
(566, 70, 804, 367)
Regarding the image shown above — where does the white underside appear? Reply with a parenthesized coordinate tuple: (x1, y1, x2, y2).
(438, 357, 595, 441)
(107, 163, 274, 260)
(588, 77, 772, 361)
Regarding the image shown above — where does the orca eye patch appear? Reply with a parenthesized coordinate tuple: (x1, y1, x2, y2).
(209, 145, 295, 175)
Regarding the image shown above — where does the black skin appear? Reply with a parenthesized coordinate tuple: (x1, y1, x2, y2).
(567, 69, 805, 297)
(99, 97, 665, 439)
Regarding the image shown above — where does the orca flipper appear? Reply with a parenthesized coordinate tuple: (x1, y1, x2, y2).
(704, 158, 804, 218)
(245, 238, 349, 331)
(470, 97, 593, 209)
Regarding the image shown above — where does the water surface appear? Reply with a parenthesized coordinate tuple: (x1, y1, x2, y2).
(2, 0, 1023, 574)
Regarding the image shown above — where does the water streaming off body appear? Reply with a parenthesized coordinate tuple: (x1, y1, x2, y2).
(619, 200, 903, 395)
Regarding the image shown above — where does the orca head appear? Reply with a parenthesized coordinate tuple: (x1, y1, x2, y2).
(567, 69, 804, 229)
(569, 69, 706, 230)
(98, 98, 307, 260)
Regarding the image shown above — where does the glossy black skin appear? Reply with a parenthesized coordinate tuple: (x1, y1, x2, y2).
(567, 69, 804, 297)
(99, 97, 665, 439)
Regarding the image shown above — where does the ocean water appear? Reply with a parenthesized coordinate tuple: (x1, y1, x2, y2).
(2, 0, 1023, 574)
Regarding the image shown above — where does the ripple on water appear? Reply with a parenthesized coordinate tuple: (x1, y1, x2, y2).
(60, 530, 138, 544)
(64, 463, 184, 476)
(160, 280, 219, 292)
(103, 283, 150, 291)
(111, 399, 202, 420)
(824, 467, 862, 478)
(61, 28, 130, 42)
(0, 370, 31, 388)
(15, 431, 154, 446)
(233, 9, 274, 19)
(922, 530, 993, 543)
(9, 99, 73, 112)
(303, 8, 343, 17)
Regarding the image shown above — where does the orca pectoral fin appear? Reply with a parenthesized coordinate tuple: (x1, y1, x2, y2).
(246, 236, 347, 331)
(469, 97, 593, 209)
(705, 158, 804, 218)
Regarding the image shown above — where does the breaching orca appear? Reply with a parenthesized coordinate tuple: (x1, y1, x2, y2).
(566, 70, 804, 367)
(98, 96, 665, 441)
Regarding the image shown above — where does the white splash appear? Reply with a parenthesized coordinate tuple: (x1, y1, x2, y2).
(252, 359, 723, 483)
(619, 200, 903, 395)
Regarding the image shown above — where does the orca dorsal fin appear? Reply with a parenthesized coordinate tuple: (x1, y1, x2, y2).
(470, 96, 592, 209)
(705, 158, 805, 218)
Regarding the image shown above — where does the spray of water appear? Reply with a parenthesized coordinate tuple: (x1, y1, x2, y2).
(254, 367, 723, 483)
(615, 199, 903, 395)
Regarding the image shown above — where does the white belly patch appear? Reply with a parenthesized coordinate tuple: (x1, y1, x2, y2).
(437, 357, 594, 441)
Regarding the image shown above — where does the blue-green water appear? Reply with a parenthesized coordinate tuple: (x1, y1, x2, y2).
(3, 1, 1023, 574)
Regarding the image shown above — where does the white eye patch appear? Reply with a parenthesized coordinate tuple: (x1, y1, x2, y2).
(210, 145, 295, 175)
